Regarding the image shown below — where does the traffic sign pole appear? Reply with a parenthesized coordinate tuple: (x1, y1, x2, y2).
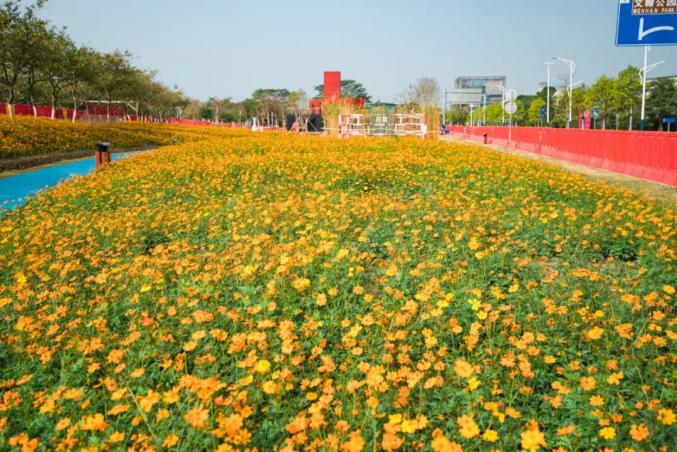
(641, 45, 648, 130)
(616, 1, 675, 131)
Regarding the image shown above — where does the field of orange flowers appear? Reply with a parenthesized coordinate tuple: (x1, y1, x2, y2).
(0, 130, 675, 451)
(0, 116, 203, 164)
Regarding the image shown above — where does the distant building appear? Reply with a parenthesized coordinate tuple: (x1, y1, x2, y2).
(454, 76, 507, 104)
(648, 75, 677, 86)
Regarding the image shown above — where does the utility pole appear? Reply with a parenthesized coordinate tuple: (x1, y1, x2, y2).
(501, 85, 505, 125)
(639, 46, 665, 131)
(483, 95, 486, 125)
(543, 61, 554, 125)
(554, 57, 576, 128)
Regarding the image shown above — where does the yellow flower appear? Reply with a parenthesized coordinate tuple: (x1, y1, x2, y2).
(400, 419, 417, 434)
(521, 422, 546, 451)
(467, 377, 480, 391)
(454, 359, 474, 378)
(599, 427, 616, 440)
(657, 408, 675, 425)
(457, 414, 480, 439)
(292, 278, 310, 292)
(163, 434, 180, 448)
(262, 381, 279, 394)
(482, 429, 499, 442)
(586, 327, 604, 340)
(589, 395, 604, 406)
(80, 413, 108, 432)
(388, 414, 403, 425)
(255, 359, 271, 374)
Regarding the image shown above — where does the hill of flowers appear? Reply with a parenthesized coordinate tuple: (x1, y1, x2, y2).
(0, 132, 675, 451)
(0, 116, 202, 163)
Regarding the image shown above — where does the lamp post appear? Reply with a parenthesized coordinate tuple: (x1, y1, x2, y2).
(554, 57, 576, 128)
(543, 61, 555, 125)
(639, 46, 665, 131)
(501, 85, 505, 125)
(483, 94, 487, 125)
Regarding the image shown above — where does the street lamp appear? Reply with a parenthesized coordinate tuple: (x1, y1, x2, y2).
(639, 46, 665, 131)
(553, 57, 576, 128)
(543, 62, 555, 125)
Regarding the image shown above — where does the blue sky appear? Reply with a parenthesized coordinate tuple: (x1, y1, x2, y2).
(39, 0, 677, 102)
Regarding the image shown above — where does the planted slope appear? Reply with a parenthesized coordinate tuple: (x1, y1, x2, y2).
(0, 133, 675, 450)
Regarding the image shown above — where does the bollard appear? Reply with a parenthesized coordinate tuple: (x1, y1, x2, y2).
(95, 142, 111, 168)
(483, 133, 488, 145)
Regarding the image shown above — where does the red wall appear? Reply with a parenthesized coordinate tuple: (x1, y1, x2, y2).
(323, 71, 341, 101)
(448, 125, 677, 186)
(0, 103, 125, 120)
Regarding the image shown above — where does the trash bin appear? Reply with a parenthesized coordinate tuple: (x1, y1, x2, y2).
(95, 142, 111, 168)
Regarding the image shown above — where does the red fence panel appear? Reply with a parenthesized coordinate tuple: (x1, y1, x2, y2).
(448, 125, 677, 186)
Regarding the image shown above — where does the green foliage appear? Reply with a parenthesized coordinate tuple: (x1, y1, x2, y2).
(485, 103, 503, 125)
(446, 106, 469, 125)
(527, 98, 546, 126)
(586, 76, 615, 129)
(313, 80, 371, 101)
(647, 77, 677, 130)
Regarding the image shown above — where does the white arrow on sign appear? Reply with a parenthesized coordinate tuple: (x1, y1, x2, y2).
(638, 18, 675, 41)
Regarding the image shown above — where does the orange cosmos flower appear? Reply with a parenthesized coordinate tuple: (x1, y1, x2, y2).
(184, 406, 209, 429)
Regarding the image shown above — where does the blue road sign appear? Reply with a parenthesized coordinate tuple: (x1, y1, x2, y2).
(540, 105, 546, 120)
(592, 108, 601, 119)
(664, 117, 676, 124)
(616, 0, 677, 46)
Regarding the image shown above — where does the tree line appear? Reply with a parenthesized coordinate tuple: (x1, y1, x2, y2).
(0, 0, 325, 126)
(0, 0, 191, 121)
(447, 67, 677, 131)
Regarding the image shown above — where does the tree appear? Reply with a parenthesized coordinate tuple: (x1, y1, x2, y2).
(93, 50, 135, 121)
(313, 80, 371, 101)
(485, 103, 503, 125)
(0, 0, 48, 117)
(400, 77, 440, 111)
(586, 76, 615, 129)
(612, 66, 641, 129)
(527, 98, 546, 126)
(536, 86, 557, 103)
(646, 77, 677, 130)
(446, 106, 468, 125)
(22, 22, 50, 116)
(41, 28, 71, 119)
(512, 99, 527, 125)
(63, 45, 97, 122)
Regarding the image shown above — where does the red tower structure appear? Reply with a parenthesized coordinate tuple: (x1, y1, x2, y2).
(323, 71, 341, 101)
(308, 71, 366, 116)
